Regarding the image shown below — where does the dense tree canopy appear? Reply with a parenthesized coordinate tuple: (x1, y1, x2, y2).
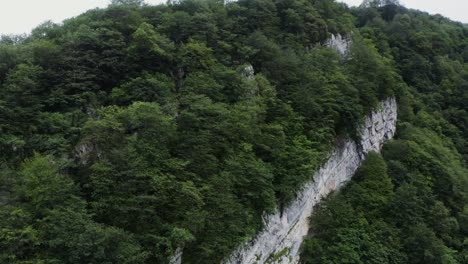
(0, 0, 467, 263)
(302, 3, 468, 264)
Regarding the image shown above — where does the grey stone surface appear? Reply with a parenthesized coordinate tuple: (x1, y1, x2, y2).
(169, 247, 183, 264)
(325, 33, 351, 56)
(242, 64, 255, 80)
(223, 97, 397, 264)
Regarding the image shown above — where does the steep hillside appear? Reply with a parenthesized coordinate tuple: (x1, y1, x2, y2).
(302, 2, 468, 264)
(225, 98, 397, 264)
(0, 0, 466, 263)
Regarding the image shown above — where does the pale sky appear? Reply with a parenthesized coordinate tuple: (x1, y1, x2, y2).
(340, 0, 468, 23)
(0, 0, 165, 35)
(0, 0, 466, 36)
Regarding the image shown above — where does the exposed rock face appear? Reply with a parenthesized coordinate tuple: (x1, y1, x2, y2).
(75, 142, 99, 165)
(169, 247, 183, 264)
(325, 33, 351, 56)
(242, 64, 255, 80)
(223, 97, 397, 264)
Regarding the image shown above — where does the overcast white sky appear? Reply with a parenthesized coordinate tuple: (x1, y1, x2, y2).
(0, 0, 165, 35)
(0, 0, 466, 35)
(340, 0, 468, 24)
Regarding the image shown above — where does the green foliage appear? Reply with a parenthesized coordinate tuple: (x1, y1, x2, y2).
(1, 0, 467, 263)
(112, 0, 144, 6)
(303, 4, 468, 263)
(128, 22, 175, 72)
(302, 153, 405, 264)
(18, 153, 77, 212)
(0, 153, 147, 263)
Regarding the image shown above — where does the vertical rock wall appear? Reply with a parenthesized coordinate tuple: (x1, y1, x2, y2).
(325, 34, 351, 56)
(223, 97, 397, 264)
(169, 247, 183, 264)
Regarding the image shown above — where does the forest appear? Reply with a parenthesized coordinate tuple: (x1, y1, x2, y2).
(301, 2, 468, 263)
(0, 0, 467, 263)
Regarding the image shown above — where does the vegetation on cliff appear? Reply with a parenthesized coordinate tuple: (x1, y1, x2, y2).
(302, 2, 468, 263)
(0, 0, 466, 263)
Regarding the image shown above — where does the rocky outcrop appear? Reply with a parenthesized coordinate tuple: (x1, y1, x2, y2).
(325, 33, 351, 56)
(241, 64, 255, 80)
(169, 247, 183, 264)
(223, 97, 397, 264)
(75, 142, 99, 165)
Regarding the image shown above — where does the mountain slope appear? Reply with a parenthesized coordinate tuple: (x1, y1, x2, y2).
(0, 0, 467, 263)
(302, 3, 468, 264)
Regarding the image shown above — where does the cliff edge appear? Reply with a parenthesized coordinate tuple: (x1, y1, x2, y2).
(223, 97, 397, 264)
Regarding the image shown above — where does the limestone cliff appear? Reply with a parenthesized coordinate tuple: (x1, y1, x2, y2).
(223, 97, 397, 264)
(325, 33, 351, 56)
